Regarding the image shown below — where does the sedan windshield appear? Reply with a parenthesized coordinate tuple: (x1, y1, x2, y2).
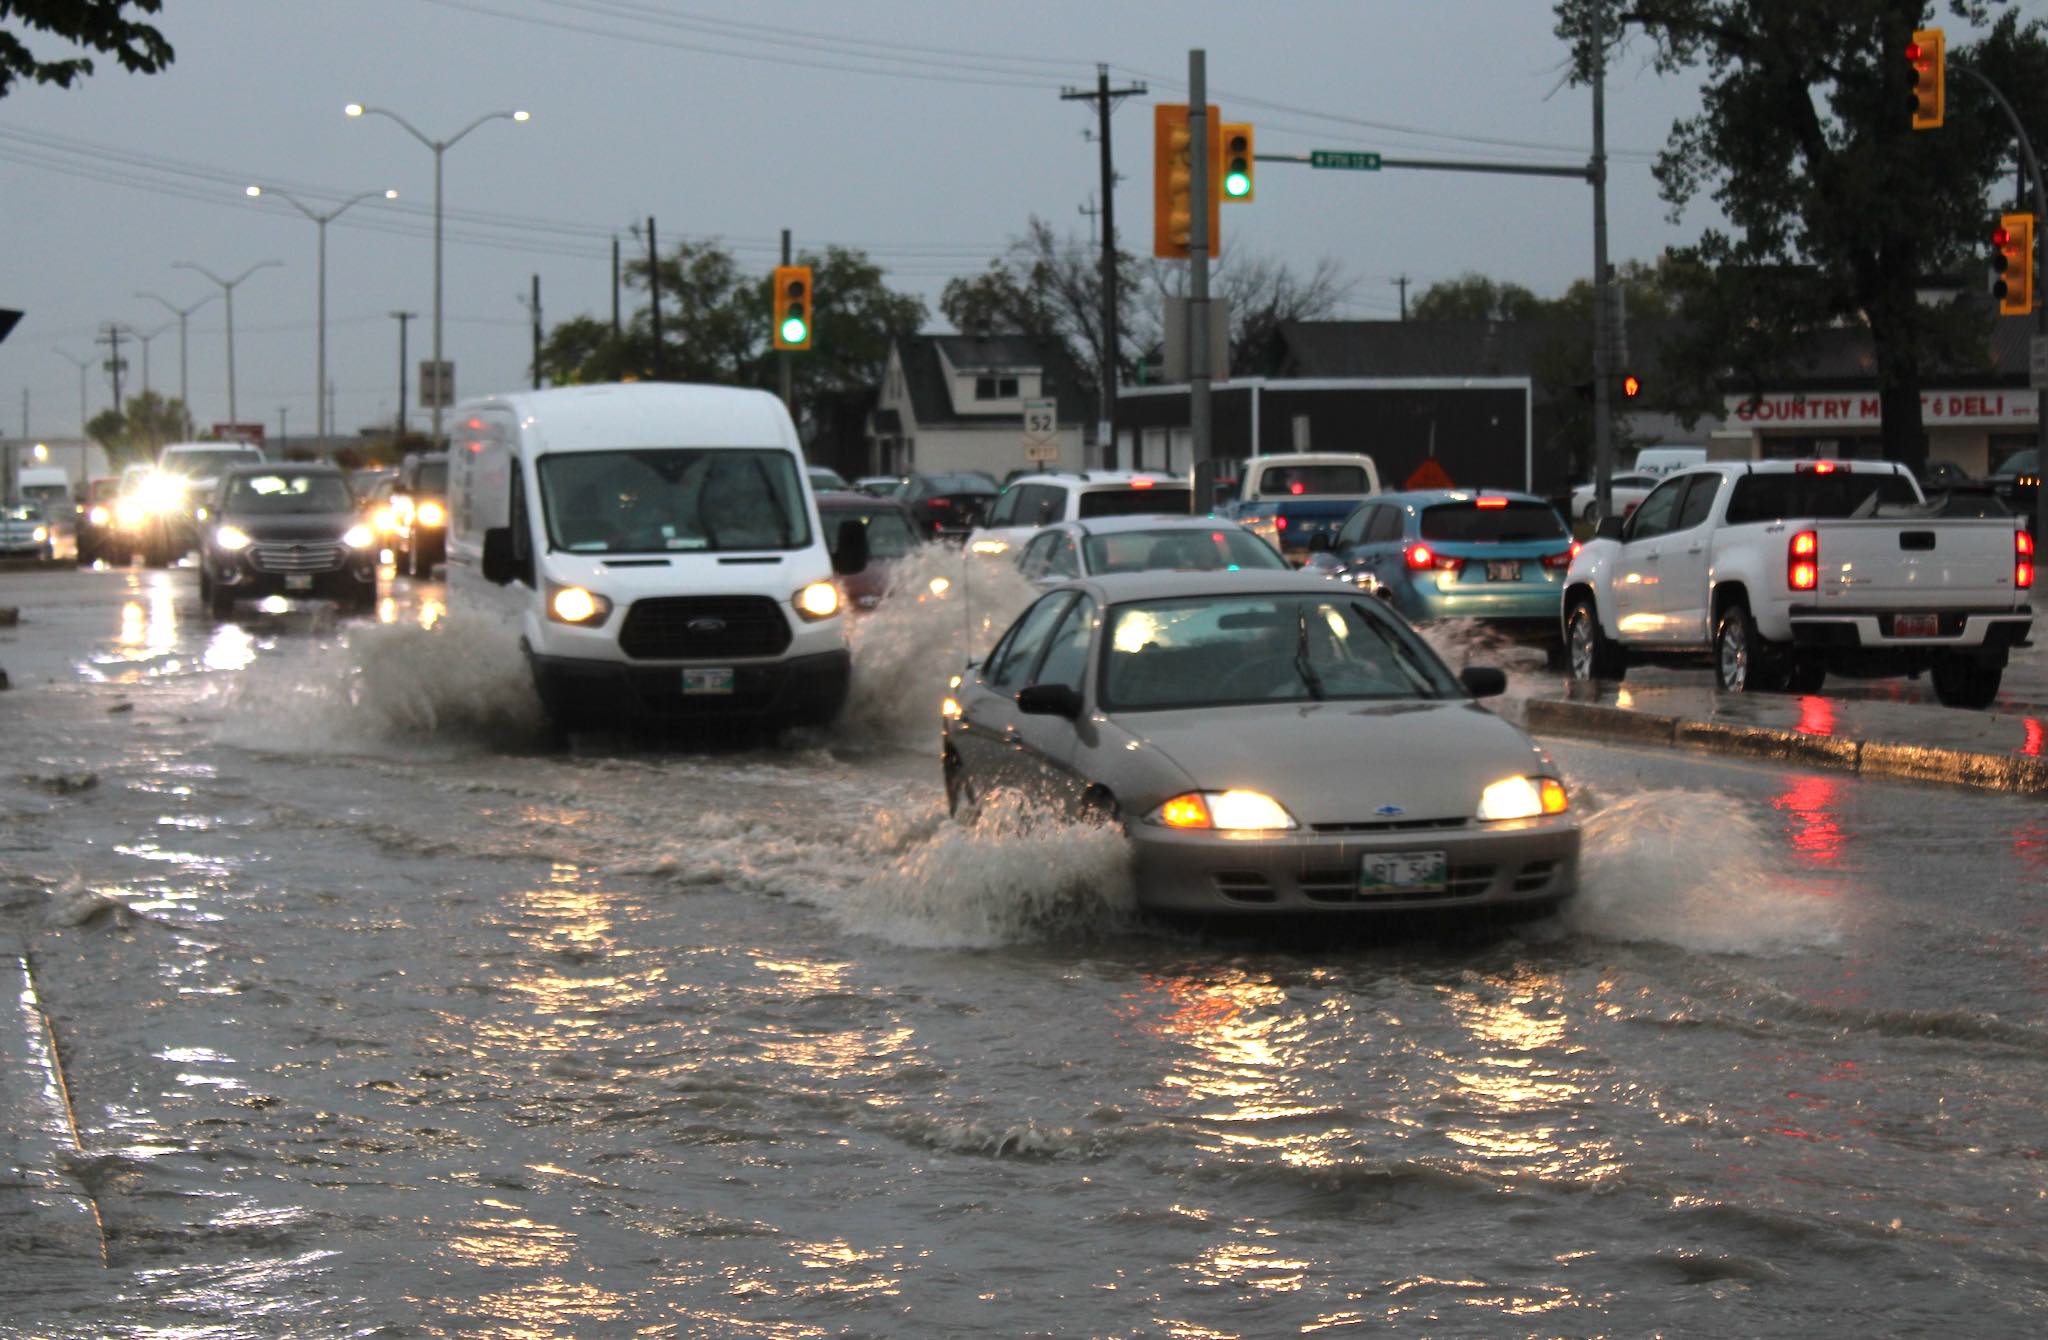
(1102, 593, 1463, 711)
(224, 473, 353, 514)
(1084, 527, 1288, 574)
(163, 450, 262, 480)
(537, 448, 810, 553)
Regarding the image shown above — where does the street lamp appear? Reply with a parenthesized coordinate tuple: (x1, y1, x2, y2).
(172, 260, 282, 430)
(246, 184, 398, 451)
(346, 101, 529, 441)
(127, 320, 175, 398)
(53, 347, 91, 438)
(135, 289, 217, 409)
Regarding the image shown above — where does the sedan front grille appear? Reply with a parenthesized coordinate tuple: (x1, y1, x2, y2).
(248, 542, 348, 573)
(617, 596, 792, 660)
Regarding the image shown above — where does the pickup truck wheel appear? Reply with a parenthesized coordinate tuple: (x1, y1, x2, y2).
(1785, 660, 1827, 694)
(1566, 599, 1625, 681)
(1714, 602, 1788, 693)
(1931, 658, 2003, 710)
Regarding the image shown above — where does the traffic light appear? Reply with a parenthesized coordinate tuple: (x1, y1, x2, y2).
(1907, 28, 1945, 131)
(1153, 102, 1220, 259)
(772, 264, 812, 350)
(1993, 213, 2035, 316)
(1220, 123, 1254, 202)
(1621, 372, 1642, 400)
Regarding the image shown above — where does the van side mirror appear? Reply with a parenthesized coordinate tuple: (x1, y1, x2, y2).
(1016, 682, 1084, 719)
(832, 517, 870, 575)
(1595, 515, 1626, 542)
(482, 526, 517, 585)
(1459, 666, 1508, 699)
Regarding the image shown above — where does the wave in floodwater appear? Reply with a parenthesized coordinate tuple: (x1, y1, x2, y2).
(210, 610, 549, 755)
(1566, 786, 1843, 954)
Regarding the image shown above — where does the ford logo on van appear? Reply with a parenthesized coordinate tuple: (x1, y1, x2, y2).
(687, 617, 727, 634)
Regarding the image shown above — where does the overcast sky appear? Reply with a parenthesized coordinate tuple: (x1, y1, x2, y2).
(1, 0, 2023, 448)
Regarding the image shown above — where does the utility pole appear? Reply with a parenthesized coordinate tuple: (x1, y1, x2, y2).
(95, 324, 128, 417)
(391, 310, 415, 445)
(517, 275, 542, 389)
(278, 406, 288, 447)
(780, 229, 794, 411)
(1188, 49, 1213, 469)
(1078, 194, 1100, 246)
(1392, 276, 1410, 321)
(1062, 63, 1147, 467)
(646, 217, 664, 380)
(611, 235, 621, 335)
(1590, 1, 1615, 522)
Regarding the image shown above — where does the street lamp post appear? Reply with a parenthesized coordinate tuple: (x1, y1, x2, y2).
(136, 289, 217, 410)
(346, 101, 529, 442)
(171, 261, 282, 430)
(128, 320, 175, 398)
(53, 348, 91, 437)
(246, 185, 398, 451)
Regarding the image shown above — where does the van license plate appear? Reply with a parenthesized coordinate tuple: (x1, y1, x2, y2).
(1361, 850, 1448, 894)
(683, 667, 735, 695)
(284, 574, 313, 592)
(1485, 561, 1522, 582)
(1894, 613, 1939, 638)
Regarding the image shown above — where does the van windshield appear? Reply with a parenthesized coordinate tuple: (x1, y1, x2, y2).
(1255, 464, 1370, 496)
(537, 448, 811, 554)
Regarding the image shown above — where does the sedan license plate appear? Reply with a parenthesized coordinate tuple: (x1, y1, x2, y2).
(1361, 849, 1448, 894)
(284, 574, 314, 592)
(1485, 560, 1522, 582)
(1894, 612, 1939, 638)
(682, 667, 735, 695)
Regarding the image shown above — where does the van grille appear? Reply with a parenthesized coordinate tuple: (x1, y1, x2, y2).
(617, 596, 791, 660)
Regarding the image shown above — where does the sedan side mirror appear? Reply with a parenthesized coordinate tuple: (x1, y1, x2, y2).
(832, 517, 870, 575)
(1595, 515, 1626, 542)
(1459, 666, 1508, 699)
(1016, 682, 1084, 719)
(481, 526, 517, 585)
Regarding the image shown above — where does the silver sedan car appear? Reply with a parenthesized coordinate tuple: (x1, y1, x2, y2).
(1013, 514, 1290, 587)
(941, 571, 1580, 917)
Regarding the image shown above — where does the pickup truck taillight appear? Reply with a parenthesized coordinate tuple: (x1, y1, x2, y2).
(2020, 529, 2036, 590)
(1788, 530, 1819, 591)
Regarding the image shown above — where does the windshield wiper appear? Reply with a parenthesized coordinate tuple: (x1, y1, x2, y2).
(1292, 609, 1326, 700)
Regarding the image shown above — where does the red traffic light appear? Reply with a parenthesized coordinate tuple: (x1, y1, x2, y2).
(1905, 40, 1923, 62)
(1621, 373, 1642, 398)
(1994, 226, 2012, 249)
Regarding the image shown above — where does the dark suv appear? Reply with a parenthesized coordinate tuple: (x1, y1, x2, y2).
(197, 463, 377, 617)
(392, 451, 449, 577)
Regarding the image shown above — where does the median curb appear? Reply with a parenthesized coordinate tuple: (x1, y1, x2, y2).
(1524, 696, 2048, 796)
(0, 935, 105, 1262)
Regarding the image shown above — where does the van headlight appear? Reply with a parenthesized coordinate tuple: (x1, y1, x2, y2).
(545, 580, 612, 626)
(214, 525, 252, 551)
(793, 580, 841, 620)
(1477, 776, 1569, 822)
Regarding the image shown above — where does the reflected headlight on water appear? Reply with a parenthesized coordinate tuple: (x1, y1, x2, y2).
(214, 525, 252, 551)
(1477, 775, 1569, 822)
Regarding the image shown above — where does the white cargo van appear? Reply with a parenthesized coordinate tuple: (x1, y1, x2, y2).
(445, 383, 869, 731)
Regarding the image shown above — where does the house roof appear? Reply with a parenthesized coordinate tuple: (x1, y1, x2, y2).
(893, 333, 1099, 429)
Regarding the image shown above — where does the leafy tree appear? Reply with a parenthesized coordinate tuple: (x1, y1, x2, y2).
(1411, 273, 1547, 322)
(1, 0, 174, 100)
(1553, 0, 2048, 467)
(85, 388, 191, 465)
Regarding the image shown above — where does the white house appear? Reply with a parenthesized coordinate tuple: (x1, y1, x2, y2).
(868, 334, 1097, 479)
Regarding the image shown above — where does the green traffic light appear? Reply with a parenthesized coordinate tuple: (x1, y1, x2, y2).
(1224, 169, 1251, 198)
(780, 315, 808, 344)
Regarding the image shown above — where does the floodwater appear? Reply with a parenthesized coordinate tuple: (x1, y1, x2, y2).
(2, 559, 2045, 1338)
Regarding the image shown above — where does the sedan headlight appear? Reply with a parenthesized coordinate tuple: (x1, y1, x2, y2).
(214, 524, 252, 551)
(545, 580, 612, 626)
(88, 505, 110, 526)
(416, 500, 446, 527)
(793, 580, 841, 620)
(343, 524, 375, 549)
(139, 474, 186, 514)
(1477, 775, 1569, 822)
(114, 499, 145, 528)
(1146, 790, 1299, 833)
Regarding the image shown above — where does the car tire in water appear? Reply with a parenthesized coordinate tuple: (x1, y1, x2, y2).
(1566, 598, 1626, 682)
(1930, 657, 2003, 710)
(1714, 601, 1788, 693)
(1785, 660, 1827, 695)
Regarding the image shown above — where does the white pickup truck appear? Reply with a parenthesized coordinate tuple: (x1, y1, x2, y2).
(1562, 460, 2034, 708)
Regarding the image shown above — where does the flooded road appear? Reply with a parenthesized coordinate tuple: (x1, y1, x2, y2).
(3, 564, 2046, 1337)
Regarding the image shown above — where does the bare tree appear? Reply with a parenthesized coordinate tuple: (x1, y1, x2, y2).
(1143, 244, 1355, 376)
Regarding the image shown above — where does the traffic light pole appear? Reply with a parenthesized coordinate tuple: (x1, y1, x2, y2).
(1951, 62, 2047, 557)
(1589, 0, 1614, 524)
(1189, 49, 1212, 472)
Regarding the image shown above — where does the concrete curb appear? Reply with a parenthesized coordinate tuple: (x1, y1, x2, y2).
(1525, 697, 2048, 796)
(0, 935, 106, 1262)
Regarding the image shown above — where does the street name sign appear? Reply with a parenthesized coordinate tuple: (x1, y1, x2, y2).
(1310, 150, 1382, 171)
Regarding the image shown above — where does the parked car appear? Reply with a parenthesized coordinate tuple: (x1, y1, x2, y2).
(1306, 490, 1573, 649)
(72, 475, 123, 565)
(1014, 515, 1289, 587)
(967, 470, 1193, 558)
(0, 503, 55, 561)
(1566, 472, 1661, 523)
(1563, 461, 2034, 706)
(899, 470, 1001, 541)
(1629, 446, 1708, 478)
(853, 474, 909, 498)
(941, 570, 1579, 918)
(816, 490, 924, 610)
(807, 464, 851, 494)
(197, 463, 378, 617)
(391, 451, 449, 577)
